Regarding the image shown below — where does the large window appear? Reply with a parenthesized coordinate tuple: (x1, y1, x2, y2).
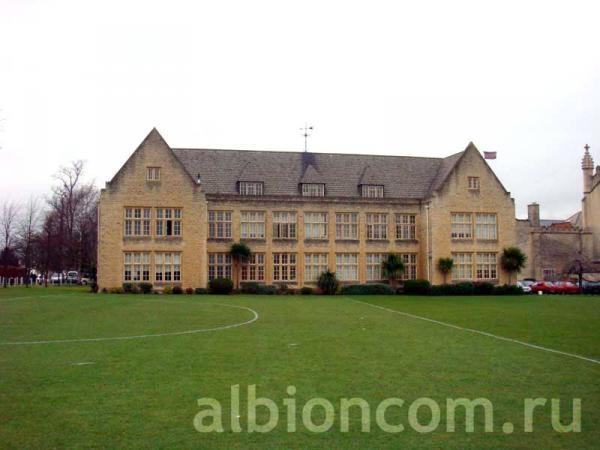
(452, 253, 473, 280)
(475, 214, 497, 240)
(208, 253, 232, 280)
(208, 211, 232, 239)
(336, 253, 358, 281)
(155, 252, 181, 282)
(304, 212, 328, 239)
(361, 185, 384, 198)
(124, 208, 151, 237)
(123, 252, 150, 282)
(273, 253, 296, 282)
(396, 214, 416, 240)
(366, 213, 388, 239)
(239, 182, 264, 196)
(476, 253, 497, 279)
(401, 253, 417, 280)
(301, 183, 325, 197)
(241, 253, 265, 282)
(240, 211, 265, 239)
(273, 212, 297, 239)
(156, 208, 182, 237)
(451, 213, 473, 239)
(304, 253, 328, 282)
(335, 213, 358, 240)
(366, 253, 387, 281)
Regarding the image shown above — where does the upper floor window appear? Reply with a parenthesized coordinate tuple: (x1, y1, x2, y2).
(335, 212, 358, 240)
(273, 211, 297, 239)
(124, 208, 151, 236)
(240, 211, 265, 239)
(475, 214, 497, 240)
(239, 181, 264, 196)
(147, 167, 161, 181)
(366, 213, 388, 239)
(301, 183, 325, 197)
(156, 208, 182, 237)
(451, 213, 473, 239)
(468, 176, 480, 190)
(208, 211, 232, 239)
(396, 214, 416, 240)
(304, 212, 328, 239)
(361, 185, 384, 198)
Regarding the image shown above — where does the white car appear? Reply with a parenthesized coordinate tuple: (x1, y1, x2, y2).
(517, 281, 532, 293)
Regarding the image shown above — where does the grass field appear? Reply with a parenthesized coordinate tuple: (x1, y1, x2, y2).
(1, 287, 599, 449)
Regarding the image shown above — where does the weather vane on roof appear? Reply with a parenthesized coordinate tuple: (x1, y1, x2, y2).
(300, 123, 313, 153)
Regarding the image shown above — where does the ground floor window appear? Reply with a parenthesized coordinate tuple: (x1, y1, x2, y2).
(476, 253, 497, 279)
(241, 253, 265, 281)
(401, 253, 417, 280)
(154, 252, 181, 282)
(304, 253, 328, 282)
(366, 253, 387, 281)
(124, 252, 150, 282)
(452, 253, 473, 280)
(208, 253, 232, 280)
(273, 253, 296, 282)
(336, 253, 358, 281)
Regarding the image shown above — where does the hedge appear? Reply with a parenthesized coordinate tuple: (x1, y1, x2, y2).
(209, 278, 234, 295)
(403, 279, 432, 295)
(340, 283, 394, 295)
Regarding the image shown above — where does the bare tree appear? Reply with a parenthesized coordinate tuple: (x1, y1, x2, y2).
(16, 197, 41, 286)
(0, 200, 20, 251)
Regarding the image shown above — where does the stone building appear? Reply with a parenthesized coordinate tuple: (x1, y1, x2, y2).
(97, 129, 517, 290)
(516, 145, 599, 280)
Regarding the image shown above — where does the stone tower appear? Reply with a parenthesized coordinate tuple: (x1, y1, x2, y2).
(582, 144, 594, 194)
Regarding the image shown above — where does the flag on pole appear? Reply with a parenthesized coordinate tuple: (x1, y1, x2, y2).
(483, 151, 497, 160)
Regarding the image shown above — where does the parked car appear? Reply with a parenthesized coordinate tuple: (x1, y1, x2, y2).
(66, 271, 79, 284)
(582, 280, 600, 294)
(553, 281, 581, 294)
(531, 281, 556, 294)
(79, 276, 91, 285)
(517, 281, 532, 293)
(50, 273, 62, 284)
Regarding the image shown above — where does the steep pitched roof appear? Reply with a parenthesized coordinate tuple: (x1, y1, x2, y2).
(300, 164, 325, 184)
(172, 148, 450, 199)
(358, 165, 381, 186)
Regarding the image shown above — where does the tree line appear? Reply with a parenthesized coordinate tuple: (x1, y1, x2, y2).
(0, 161, 98, 284)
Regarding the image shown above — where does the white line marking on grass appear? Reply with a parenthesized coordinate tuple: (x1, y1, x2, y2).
(71, 362, 95, 366)
(350, 298, 600, 366)
(0, 303, 259, 346)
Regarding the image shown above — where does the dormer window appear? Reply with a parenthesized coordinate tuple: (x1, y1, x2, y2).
(239, 181, 264, 196)
(301, 183, 325, 197)
(147, 167, 161, 181)
(361, 185, 384, 198)
(468, 177, 480, 190)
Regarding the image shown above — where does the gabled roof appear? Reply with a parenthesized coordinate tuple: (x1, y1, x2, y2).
(358, 165, 381, 186)
(299, 164, 325, 184)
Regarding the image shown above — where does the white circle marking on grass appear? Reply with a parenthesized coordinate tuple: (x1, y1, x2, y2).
(349, 298, 600, 366)
(0, 300, 259, 346)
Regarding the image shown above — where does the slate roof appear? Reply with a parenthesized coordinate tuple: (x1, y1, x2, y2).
(171, 147, 466, 199)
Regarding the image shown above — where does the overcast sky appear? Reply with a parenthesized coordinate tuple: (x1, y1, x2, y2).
(1, 0, 599, 219)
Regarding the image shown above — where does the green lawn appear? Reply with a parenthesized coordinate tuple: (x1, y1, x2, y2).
(1, 287, 599, 449)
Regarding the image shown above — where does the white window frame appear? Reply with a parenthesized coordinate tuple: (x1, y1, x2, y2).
(336, 253, 359, 281)
(273, 212, 297, 239)
(335, 213, 358, 240)
(241, 253, 265, 282)
(155, 252, 181, 282)
(451, 213, 473, 239)
(452, 252, 473, 280)
(147, 167, 161, 181)
(156, 208, 182, 237)
(124, 252, 150, 282)
(239, 181, 264, 196)
(124, 208, 152, 237)
(361, 185, 384, 198)
(396, 214, 416, 240)
(468, 176, 480, 190)
(273, 253, 296, 282)
(304, 253, 328, 282)
(401, 253, 417, 280)
(301, 183, 325, 197)
(475, 213, 497, 240)
(304, 212, 328, 240)
(208, 253, 232, 280)
(476, 253, 497, 280)
(366, 253, 387, 281)
(240, 211, 265, 239)
(366, 213, 388, 240)
(208, 211, 232, 239)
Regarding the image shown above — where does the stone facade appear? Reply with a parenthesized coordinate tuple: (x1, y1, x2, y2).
(97, 129, 517, 290)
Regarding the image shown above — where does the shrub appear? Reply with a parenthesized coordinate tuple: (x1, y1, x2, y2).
(257, 284, 277, 295)
(109, 287, 124, 294)
(162, 286, 172, 295)
(139, 282, 153, 294)
(185, 287, 194, 295)
(300, 286, 314, 295)
(194, 287, 209, 295)
(276, 284, 290, 295)
(493, 284, 524, 295)
(101, 287, 108, 294)
(240, 282, 261, 294)
(340, 283, 394, 295)
(403, 279, 431, 295)
(122, 282, 135, 293)
(90, 283, 99, 293)
(172, 285, 184, 295)
(318, 270, 339, 295)
(209, 277, 234, 295)
(473, 282, 495, 295)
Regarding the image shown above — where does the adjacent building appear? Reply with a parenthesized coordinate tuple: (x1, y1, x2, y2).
(97, 129, 517, 290)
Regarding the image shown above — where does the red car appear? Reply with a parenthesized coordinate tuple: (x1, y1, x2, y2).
(531, 281, 557, 294)
(553, 281, 581, 294)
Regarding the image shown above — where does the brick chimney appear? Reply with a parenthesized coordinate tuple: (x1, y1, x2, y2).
(582, 144, 594, 194)
(527, 203, 540, 227)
